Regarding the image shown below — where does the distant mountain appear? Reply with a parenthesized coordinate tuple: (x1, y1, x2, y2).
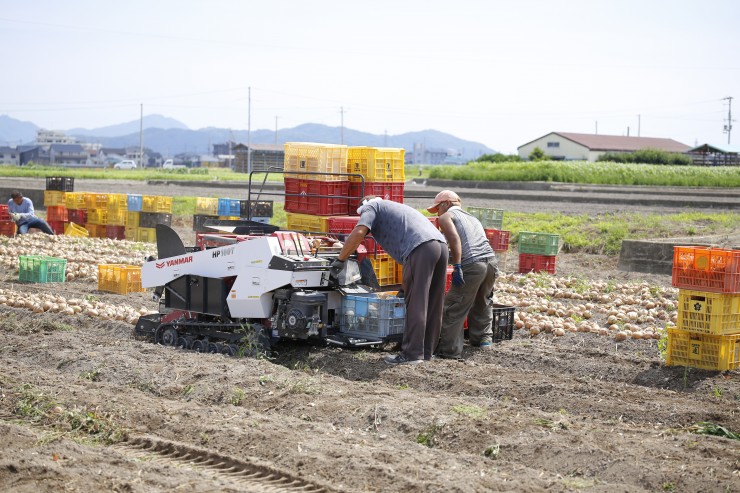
(67, 114, 189, 138)
(0, 115, 495, 158)
(0, 115, 38, 145)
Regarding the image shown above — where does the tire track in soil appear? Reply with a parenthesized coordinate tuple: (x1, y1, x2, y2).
(0, 413, 332, 493)
(112, 435, 331, 493)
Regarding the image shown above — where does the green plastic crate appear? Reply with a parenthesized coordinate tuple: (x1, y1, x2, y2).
(18, 255, 67, 283)
(466, 207, 504, 229)
(517, 232, 560, 256)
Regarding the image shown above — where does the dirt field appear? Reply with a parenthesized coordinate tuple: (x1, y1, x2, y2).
(0, 185, 739, 492)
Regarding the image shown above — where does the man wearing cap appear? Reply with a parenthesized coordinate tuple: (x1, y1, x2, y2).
(427, 190, 498, 359)
(330, 196, 448, 365)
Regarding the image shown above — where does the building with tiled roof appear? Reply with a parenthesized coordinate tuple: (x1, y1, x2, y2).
(517, 132, 691, 161)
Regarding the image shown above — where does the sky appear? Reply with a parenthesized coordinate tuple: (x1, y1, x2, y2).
(1, 0, 739, 154)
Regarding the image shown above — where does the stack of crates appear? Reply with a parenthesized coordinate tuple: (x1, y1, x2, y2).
(667, 246, 740, 371)
(65, 191, 88, 229)
(517, 232, 560, 274)
(135, 195, 173, 242)
(192, 198, 274, 232)
(97, 264, 145, 294)
(44, 176, 74, 235)
(19, 255, 66, 283)
(346, 146, 405, 213)
(83, 193, 109, 238)
(0, 204, 15, 237)
(466, 206, 510, 269)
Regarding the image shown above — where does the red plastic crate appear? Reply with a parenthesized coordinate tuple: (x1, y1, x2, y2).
(47, 220, 66, 235)
(284, 178, 350, 215)
(105, 225, 126, 240)
(348, 182, 404, 215)
(326, 216, 385, 254)
(0, 220, 16, 236)
(672, 246, 740, 294)
(0, 205, 8, 221)
(45, 206, 68, 222)
(518, 253, 556, 274)
(485, 229, 511, 252)
(67, 209, 88, 225)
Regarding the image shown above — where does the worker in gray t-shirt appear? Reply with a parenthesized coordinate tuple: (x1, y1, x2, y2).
(331, 196, 448, 365)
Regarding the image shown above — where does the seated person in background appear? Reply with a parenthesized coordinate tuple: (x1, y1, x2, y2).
(8, 191, 55, 235)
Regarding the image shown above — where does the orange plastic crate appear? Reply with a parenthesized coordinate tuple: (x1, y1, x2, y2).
(677, 289, 740, 336)
(45, 206, 68, 222)
(672, 246, 740, 294)
(0, 220, 17, 237)
(97, 264, 145, 294)
(666, 328, 740, 371)
(85, 224, 106, 238)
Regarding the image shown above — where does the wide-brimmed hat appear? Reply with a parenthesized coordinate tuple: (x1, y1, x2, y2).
(426, 190, 460, 213)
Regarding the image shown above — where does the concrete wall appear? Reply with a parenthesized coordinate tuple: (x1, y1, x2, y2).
(0, 188, 45, 210)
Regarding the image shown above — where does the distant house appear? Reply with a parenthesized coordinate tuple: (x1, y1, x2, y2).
(517, 132, 691, 161)
(232, 143, 284, 173)
(18, 145, 40, 166)
(686, 143, 740, 166)
(0, 146, 19, 165)
(49, 144, 88, 165)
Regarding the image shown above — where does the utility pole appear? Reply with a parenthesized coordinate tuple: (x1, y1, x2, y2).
(595, 121, 598, 134)
(275, 116, 278, 145)
(247, 86, 252, 173)
(139, 104, 144, 167)
(723, 96, 734, 144)
(384, 129, 387, 147)
(637, 114, 641, 137)
(340, 106, 345, 145)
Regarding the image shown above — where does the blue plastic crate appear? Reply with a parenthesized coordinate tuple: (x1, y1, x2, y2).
(127, 194, 143, 212)
(218, 198, 241, 217)
(341, 294, 405, 338)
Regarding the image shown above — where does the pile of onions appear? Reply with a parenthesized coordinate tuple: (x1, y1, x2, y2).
(496, 273, 676, 342)
(0, 234, 158, 282)
(0, 287, 156, 325)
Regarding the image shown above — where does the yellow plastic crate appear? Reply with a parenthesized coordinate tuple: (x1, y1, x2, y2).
(97, 264, 145, 294)
(138, 227, 157, 243)
(285, 212, 330, 234)
(124, 227, 139, 241)
(219, 215, 241, 220)
(142, 195, 173, 213)
(65, 192, 88, 210)
(86, 193, 109, 209)
(666, 328, 740, 371)
(126, 211, 140, 227)
(43, 190, 67, 207)
(283, 142, 348, 181)
(64, 222, 89, 237)
(87, 208, 107, 225)
(106, 193, 128, 213)
(195, 197, 219, 215)
(347, 147, 405, 182)
(106, 209, 127, 226)
(677, 289, 740, 336)
(370, 253, 401, 287)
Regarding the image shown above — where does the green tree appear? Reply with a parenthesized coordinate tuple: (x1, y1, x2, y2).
(529, 147, 546, 161)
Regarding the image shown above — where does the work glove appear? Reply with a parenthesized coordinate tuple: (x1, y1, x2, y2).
(329, 259, 346, 280)
(9, 213, 20, 222)
(452, 264, 465, 287)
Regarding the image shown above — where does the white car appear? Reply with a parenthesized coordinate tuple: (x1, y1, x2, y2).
(114, 160, 137, 169)
(163, 159, 186, 169)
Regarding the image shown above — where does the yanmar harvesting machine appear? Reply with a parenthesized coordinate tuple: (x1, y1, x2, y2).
(134, 224, 403, 355)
